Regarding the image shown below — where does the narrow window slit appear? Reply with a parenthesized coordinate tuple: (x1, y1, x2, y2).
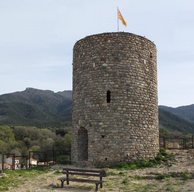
(107, 91, 111, 103)
(150, 52, 153, 58)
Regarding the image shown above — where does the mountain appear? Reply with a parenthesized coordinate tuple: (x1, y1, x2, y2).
(159, 108, 194, 134)
(1, 88, 194, 134)
(159, 105, 194, 123)
(0, 88, 72, 127)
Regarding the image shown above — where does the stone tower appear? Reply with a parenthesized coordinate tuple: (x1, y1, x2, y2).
(71, 32, 159, 166)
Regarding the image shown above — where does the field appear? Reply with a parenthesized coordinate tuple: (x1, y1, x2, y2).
(1, 149, 194, 192)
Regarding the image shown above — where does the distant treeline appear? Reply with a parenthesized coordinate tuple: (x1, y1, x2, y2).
(0, 125, 71, 163)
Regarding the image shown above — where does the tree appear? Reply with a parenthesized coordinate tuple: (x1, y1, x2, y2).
(24, 137, 31, 149)
(0, 125, 15, 142)
(0, 140, 8, 153)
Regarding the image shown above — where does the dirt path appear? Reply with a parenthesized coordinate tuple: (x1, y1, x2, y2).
(6, 149, 194, 192)
(8, 165, 93, 192)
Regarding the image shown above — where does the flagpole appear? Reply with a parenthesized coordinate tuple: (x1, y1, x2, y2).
(117, 7, 119, 32)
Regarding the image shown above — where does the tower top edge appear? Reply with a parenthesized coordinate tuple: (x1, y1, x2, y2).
(73, 32, 156, 48)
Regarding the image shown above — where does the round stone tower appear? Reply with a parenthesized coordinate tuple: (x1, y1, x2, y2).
(71, 32, 159, 166)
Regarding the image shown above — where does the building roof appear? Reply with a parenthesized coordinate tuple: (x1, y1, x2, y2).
(38, 162, 47, 165)
(4, 164, 10, 167)
(29, 158, 37, 161)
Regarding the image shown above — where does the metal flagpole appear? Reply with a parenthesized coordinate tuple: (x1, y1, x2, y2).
(117, 7, 119, 32)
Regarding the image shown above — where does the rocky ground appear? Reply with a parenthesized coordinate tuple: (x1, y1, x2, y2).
(3, 149, 194, 192)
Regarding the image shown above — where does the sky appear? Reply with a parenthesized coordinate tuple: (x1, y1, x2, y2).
(0, 0, 194, 108)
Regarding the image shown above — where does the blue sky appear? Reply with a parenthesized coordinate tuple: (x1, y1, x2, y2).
(0, 0, 194, 107)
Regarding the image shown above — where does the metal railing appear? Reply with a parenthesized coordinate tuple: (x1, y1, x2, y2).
(159, 135, 194, 149)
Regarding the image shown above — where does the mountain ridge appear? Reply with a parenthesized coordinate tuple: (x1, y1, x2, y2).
(0, 88, 72, 127)
(1, 88, 194, 134)
(159, 104, 194, 123)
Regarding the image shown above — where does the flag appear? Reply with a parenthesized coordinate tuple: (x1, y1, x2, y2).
(118, 9, 127, 27)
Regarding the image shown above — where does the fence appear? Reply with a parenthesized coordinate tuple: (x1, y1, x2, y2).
(159, 135, 194, 149)
(28, 150, 71, 168)
(1, 150, 71, 172)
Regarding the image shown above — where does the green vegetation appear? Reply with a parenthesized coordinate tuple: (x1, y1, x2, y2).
(0, 88, 72, 128)
(1, 88, 194, 136)
(53, 170, 62, 175)
(159, 127, 193, 138)
(0, 125, 71, 163)
(108, 148, 175, 170)
(159, 105, 194, 123)
(159, 108, 194, 134)
(122, 177, 129, 185)
(182, 172, 190, 180)
(0, 167, 51, 191)
(132, 175, 146, 180)
(106, 171, 117, 176)
(155, 174, 170, 180)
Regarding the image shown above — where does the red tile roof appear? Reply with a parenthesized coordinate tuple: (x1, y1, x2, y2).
(30, 158, 37, 161)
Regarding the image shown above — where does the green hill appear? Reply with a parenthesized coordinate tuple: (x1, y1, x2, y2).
(159, 108, 194, 134)
(0, 88, 72, 127)
(1, 88, 194, 134)
(159, 105, 194, 123)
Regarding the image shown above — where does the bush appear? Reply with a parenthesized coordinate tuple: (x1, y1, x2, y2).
(108, 148, 174, 170)
(56, 155, 71, 164)
(53, 170, 62, 175)
(171, 173, 178, 178)
(155, 174, 166, 180)
(182, 172, 190, 180)
(122, 178, 129, 185)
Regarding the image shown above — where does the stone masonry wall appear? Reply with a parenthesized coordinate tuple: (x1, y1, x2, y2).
(71, 32, 159, 166)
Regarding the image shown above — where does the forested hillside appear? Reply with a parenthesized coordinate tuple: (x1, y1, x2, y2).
(0, 125, 71, 163)
(159, 108, 194, 134)
(159, 104, 194, 123)
(0, 88, 72, 127)
(0, 88, 194, 134)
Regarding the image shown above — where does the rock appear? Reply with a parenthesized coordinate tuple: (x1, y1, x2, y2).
(50, 183, 57, 187)
(146, 175, 155, 179)
(0, 173, 7, 177)
(34, 188, 41, 192)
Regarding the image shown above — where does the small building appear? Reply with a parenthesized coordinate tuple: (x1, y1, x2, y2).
(3, 163, 11, 170)
(6, 157, 19, 164)
(48, 161, 55, 165)
(6, 157, 21, 169)
(37, 162, 47, 166)
(8, 163, 21, 170)
(27, 158, 37, 166)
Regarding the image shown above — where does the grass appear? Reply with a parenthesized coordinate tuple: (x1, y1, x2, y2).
(106, 171, 117, 176)
(132, 175, 146, 180)
(53, 170, 62, 175)
(155, 174, 170, 180)
(1, 149, 194, 192)
(0, 166, 51, 191)
(122, 178, 129, 185)
(182, 172, 190, 180)
(107, 148, 175, 170)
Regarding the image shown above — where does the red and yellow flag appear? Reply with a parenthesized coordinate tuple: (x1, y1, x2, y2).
(118, 9, 127, 27)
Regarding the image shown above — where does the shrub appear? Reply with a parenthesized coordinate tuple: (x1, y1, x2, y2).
(106, 172, 117, 176)
(171, 173, 178, 178)
(122, 178, 129, 185)
(108, 148, 174, 170)
(155, 174, 169, 180)
(182, 172, 190, 180)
